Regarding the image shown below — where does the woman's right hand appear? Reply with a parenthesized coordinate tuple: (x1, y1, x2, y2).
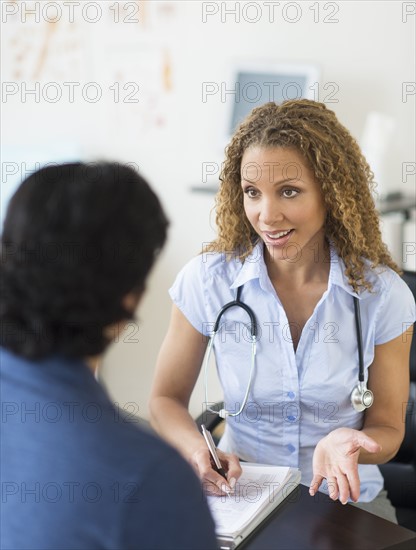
(190, 446, 242, 496)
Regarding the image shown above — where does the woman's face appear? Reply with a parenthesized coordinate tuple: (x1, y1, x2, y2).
(240, 146, 327, 262)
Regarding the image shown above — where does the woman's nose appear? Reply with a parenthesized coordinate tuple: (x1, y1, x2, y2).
(259, 200, 283, 225)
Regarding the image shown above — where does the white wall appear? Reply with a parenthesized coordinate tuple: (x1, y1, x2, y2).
(2, 1, 415, 419)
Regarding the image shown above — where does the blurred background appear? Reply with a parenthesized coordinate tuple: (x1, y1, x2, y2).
(2, 0, 415, 420)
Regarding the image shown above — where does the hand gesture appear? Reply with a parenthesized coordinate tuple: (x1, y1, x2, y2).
(309, 427, 381, 504)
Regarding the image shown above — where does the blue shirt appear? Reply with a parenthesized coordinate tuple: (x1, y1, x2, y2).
(170, 242, 416, 502)
(1, 349, 217, 550)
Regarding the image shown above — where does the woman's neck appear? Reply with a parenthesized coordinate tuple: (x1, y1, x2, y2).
(264, 236, 330, 288)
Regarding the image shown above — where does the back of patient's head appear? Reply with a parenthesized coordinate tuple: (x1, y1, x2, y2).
(0, 162, 168, 360)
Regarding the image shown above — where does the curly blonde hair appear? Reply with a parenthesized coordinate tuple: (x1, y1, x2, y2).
(205, 99, 400, 292)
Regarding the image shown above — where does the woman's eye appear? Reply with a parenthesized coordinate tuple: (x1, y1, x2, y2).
(282, 189, 299, 198)
(244, 188, 258, 198)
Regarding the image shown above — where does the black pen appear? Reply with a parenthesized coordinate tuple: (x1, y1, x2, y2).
(201, 424, 230, 494)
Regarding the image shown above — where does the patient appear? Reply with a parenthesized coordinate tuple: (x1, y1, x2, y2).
(0, 162, 217, 549)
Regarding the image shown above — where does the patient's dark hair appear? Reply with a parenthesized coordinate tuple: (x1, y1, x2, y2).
(0, 162, 168, 359)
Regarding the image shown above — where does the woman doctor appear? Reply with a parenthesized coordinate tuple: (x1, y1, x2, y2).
(149, 100, 415, 521)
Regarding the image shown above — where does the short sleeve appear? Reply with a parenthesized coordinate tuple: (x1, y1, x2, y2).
(374, 273, 416, 345)
(169, 256, 210, 336)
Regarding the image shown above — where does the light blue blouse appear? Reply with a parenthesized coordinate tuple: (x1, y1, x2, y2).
(170, 242, 416, 502)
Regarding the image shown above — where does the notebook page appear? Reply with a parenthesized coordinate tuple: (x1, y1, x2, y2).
(207, 465, 291, 536)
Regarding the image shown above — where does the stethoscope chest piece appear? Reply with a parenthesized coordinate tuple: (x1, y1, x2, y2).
(351, 382, 374, 412)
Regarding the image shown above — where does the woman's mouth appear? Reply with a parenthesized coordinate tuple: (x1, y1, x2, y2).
(262, 229, 294, 246)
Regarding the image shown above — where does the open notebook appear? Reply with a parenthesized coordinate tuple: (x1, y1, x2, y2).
(207, 463, 301, 550)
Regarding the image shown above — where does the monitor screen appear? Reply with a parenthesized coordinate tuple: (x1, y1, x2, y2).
(225, 63, 320, 140)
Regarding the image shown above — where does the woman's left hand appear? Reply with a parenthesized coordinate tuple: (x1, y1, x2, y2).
(309, 427, 381, 504)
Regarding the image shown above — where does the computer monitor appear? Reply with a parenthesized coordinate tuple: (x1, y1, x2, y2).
(224, 61, 320, 144)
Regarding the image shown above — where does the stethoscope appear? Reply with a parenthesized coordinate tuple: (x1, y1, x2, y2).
(203, 286, 374, 418)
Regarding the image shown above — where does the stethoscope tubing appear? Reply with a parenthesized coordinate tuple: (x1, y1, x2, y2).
(203, 286, 371, 416)
(353, 296, 365, 383)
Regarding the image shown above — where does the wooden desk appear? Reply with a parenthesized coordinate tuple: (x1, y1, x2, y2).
(242, 485, 416, 550)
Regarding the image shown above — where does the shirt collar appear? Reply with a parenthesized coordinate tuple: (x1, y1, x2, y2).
(328, 245, 362, 299)
(229, 241, 268, 291)
(229, 240, 362, 299)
